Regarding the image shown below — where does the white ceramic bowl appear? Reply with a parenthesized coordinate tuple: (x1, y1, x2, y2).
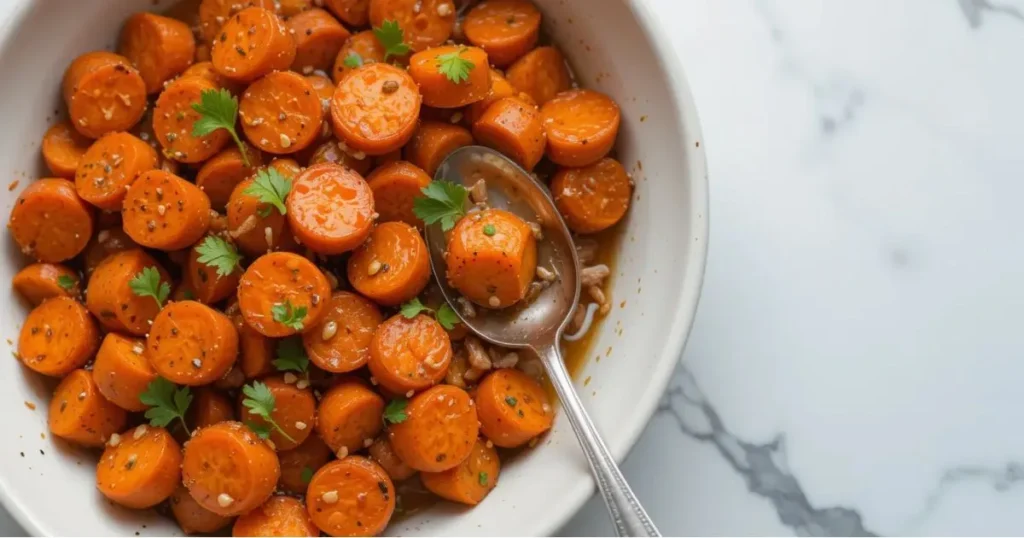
(0, 0, 707, 535)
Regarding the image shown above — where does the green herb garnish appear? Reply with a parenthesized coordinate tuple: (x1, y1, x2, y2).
(191, 88, 250, 166)
(129, 266, 170, 309)
(139, 377, 191, 434)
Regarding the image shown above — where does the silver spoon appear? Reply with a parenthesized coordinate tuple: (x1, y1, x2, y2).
(424, 146, 660, 537)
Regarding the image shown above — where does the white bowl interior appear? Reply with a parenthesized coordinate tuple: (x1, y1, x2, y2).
(0, 0, 707, 535)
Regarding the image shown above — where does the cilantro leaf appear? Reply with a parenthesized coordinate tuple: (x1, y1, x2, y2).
(242, 381, 296, 443)
(383, 398, 408, 424)
(139, 377, 191, 434)
(436, 47, 475, 84)
(400, 297, 432, 319)
(301, 466, 315, 484)
(195, 235, 242, 278)
(373, 20, 411, 61)
(478, 471, 488, 486)
(247, 421, 273, 440)
(343, 51, 364, 69)
(56, 274, 76, 292)
(191, 88, 250, 166)
(271, 301, 307, 331)
(400, 299, 460, 330)
(412, 181, 468, 231)
(272, 337, 309, 374)
(243, 168, 292, 216)
(436, 303, 459, 331)
(129, 266, 170, 309)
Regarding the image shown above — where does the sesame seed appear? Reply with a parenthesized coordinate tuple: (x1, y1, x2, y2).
(405, 390, 413, 398)
(192, 358, 202, 369)
(77, 391, 86, 401)
(296, 379, 309, 389)
(108, 433, 121, 447)
(217, 493, 234, 507)
(321, 490, 339, 504)
(280, 134, 292, 148)
(133, 424, 147, 440)
(295, 421, 307, 430)
(321, 321, 338, 340)
(125, 454, 137, 469)
(336, 446, 349, 458)
(283, 372, 298, 384)
(146, 220, 156, 232)
(367, 260, 382, 276)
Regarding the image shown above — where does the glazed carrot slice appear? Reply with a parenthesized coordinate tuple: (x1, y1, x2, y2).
(305, 139, 372, 175)
(388, 384, 478, 472)
(270, 157, 303, 178)
(330, 63, 421, 156)
(181, 61, 244, 94)
(551, 157, 632, 233)
(315, 378, 385, 456)
(325, 0, 370, 27)
(183, 422, 281, 516)
(97, 425, 182, 509)
(421, 438, 500, 505)
(119, 12, 196, 94)
(75, 132, 158, 210)
(9, 178, 94, 263)
(472, 96, 547, 171)
(240, 376, 317, 451)
(278, 434, 332, 494)
(369, 0, 456, 52)
(505, 46, 571, 106)
(367, 313, 451, 395)
(48, 369, 127, 447)
(122, 169, 212, 250)
(235, 316, 275, 379)
(463, 0, 541, 67)
(226, 175, 298, 256)
(187, 235, 243, 304)
(445, 208, 537, 308)
(466, 67, 535, 125)
(240, 71, 324, 154)
(306, 457, 395, 536)
(198, 0, 278, 42)
(233, 495, 319, 537)
(278, 0, 314, 16)
(83, 227, 138, 275)
(404, 122, 473, 178)
(196, 145, 262, 211)
(408, 46, 491, 108)
(92, 333, 156, 412)
(41, 122, 92, 178)
(189, 387, 237, 429)
(541, 89, 621, 167)
(475, 368, 553, 447)
(62, 51, 147, 138)
(366, 161, 432, 228)
(367, 437, 415, 481)
(306, 74, 336, 102)
(331, 30, 386, 84)
(85, 249, 171, 335)
(147, 301, 239, 386)
(153, 76, 231, 163)
(303, 291, 382, 373)
(13, 263, 79, 305)
(212, 7, 296, 83)
(289, 8, 352, 73)
(286, 163, 375, 254)
(347, 221, 430, 306)
(238, 252, 331, 337)
(18, 296, 100, 377)
(171, 484, 233, 535)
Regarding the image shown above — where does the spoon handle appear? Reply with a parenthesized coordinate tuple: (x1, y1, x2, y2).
(538, 344, 661, 537)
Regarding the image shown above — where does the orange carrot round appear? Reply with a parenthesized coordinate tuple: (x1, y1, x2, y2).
(367, 437, 415, 481)
(13, 263, 80, 305)
(315, 379, 385, 456)
(445, 208, 537, 308)
(97, 425, 182, 509)
(505, 46, 571, 106)
(9, 177, 94, 263)
(421, 438, 500, 505)
(119, 12, 196, 94)
(366, 160, 432, 227)
(409, 46, 490, 109)
(463, 0, 541, 67)
(475, 368, 553, 447)
(198, 0, 278, 42)
(18, 296, 100, 377)
(278, 434, 332, 494)
(41, 122, 92, 178)
(332, 30, 385, 84)
(233, 496, 319, 537)
(388, 384, 478, 472)
(404, 122, 473, 177)
(236, 317, 275, 379)
(550, 157, 632, 233)
(212, 7, 296, 83)
(347, 221, 430, 306)
(368, 313, 451, 395)
(306, 457, 395, 536)
(324, 0, 370, 27)
(122, 169, 212, 250)
(239, 376, 317, 451)
(153, 76, 232, 163)
(147, 301, 239, 386)
(286, 163, 375, 254)
(240, 71, 324, 154)
(472, 96, 547, 171)
(302, 291, 383, 373)
(93, 333, 156, 412)
(305, 138, 372, 175)
(182, 421, 281, 516)
(186, 235, 242, 305)
(288, 8, 352, 73)
(330, 63, 421, 156)
(196, 145, 262, 211)
(238, 252, 331, 337)
(189, 387, 237, 429)
(75, 132, 158, 211)
(466, 68, 533, 125)
(85, 249, 171, 335)
(541, 89, 620, 167)
(171, 484, 233, 535)
(182, 60, 244, 94)
(226, 174, 298, 256)
(49, 369, 127, 447)
(62, 51, 147, 138)
(368, 0, 456, 52)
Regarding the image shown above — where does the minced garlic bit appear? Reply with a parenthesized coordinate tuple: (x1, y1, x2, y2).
(321, 321, 338, 341)
(405, 390, 414, 398)
(217, 493, 234, 507)
(337, 446, 349, 459)
(367, 259, 382, 276)
(133, 424, 148, 440)
(280, 133, 292, 148)
(321, 490, 339, 504)
(108, 433, 121, 447)
(295, 421, 307, 430)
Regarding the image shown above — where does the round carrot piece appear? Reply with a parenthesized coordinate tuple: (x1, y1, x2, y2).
(505, 46, 571, 106)
(366, 163, 433, 227)
(279, 0, 314, 16)
(189, 387, 237, 429)
(472, 96, 547, 171)
(551, 157, 632, 234)
(9, 178, 94, 263)
(368, 314, 451, 395)
(278, 434, 332, 494)
(13, 263, 79, 305)
(404, 122, 473, 177)
(541, 89, 621, 167)
(409, 45, 491, 109)
(368, 0, 456, 52)
(315, 379, 385, 456)
(62, 51, 147, 138)
(122, 169, 212, 250)
(421, 438, 500, 505)
(388, 384, 478, 472)
(289, 8, 352, 73)
(49, 369, 127, 447)
(305, 139, 372, 175)
(463, 0, 541, 67)
(347, 221, 430, 306)
(85, 249, 171, 335)
(330, 63, 421, 156)
(306, 457, 395, 536)
(93, 333, 156, 412)
(187, 235, 243, 304)
(445, 208, 537, 308)
(233, 495, 319, 537)
(18, 296, 99, 377)
(119, 12, 197, 94)
(466, 68, 531, 125)
(331, 30, 385, 84)
(302, 291, 383, 373)
(147, 301, 238, 386)
(97, 425, 182, 509)
(41, 122, 92, 178)
(238, 252, 331, 337)
(286, 163, 375, 254)
(182, 421, 281, 516)
(182, 61, 244, 94)
(240, 376, 317, 451)
(240, 71, 324, 154)
(307, 72, 335, 100)
(198, 0, 278, 42)
(83, 227, 138, 275)
(171, 484, 233, 535)
(367, 437, 415, 482)
(212, 7, 296, 83)
(325, 0, 370, 27)
(226, 175, 298, 256)
(153, 76, 232, 163)
(75, 132, 159, 210)
(475, 368, 552, 447)
(196, 145, 262, 211)
(235, 316, 275, 379)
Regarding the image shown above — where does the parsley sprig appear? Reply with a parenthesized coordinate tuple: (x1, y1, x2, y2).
(195, 236, 242, 277)
(343, 51, 364, 69)
(436, 47, 475, 84)
(57, 275, 76, 292)
(374, 20, 410, 61)
(301, 466, 315, 484)
(243, 168, 292, 217)
(129, 266, 170, 309)
(412, 181, 469, 231)
(139, 377, 192, 434)
(272, 337, 309, 375)
(242, 381, 296, 443)
(272, 300, 307, 331)
(191, 89, 250, 166)
(399, 297, 459, 330)
(383, 398, 408, 424)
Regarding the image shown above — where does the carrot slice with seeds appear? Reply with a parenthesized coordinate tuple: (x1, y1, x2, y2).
(388, 384, 478, 472)
(75, 132, 158, 211)
(278, 434, 332, 494)
(49, 369, 127, 447)
(331, 30, 385, 84)
(233, 496, 319, 537)
(153, 76, 232, 163)
(347, 221, 430, 306)
(240, 71, 324, 154)
(368, 437, 415, 482)
(475, 368, 553, 447)
(540, 89, 621, 167)
(93, 333, 156, 412)
(315, 379, 385, 457)
(463, 0, 541, 67)
(13, 263, 79, 305)
(324, 0, 370, 27)
(147, 300, 239, 386)
(303, 291, 383, 373)
(196, 145, 262, 211)
(238, 252, 331, 337)
(472, 96, 547, 171)
(286, 163, 375, 254)
(368, 313, 451, 395)
(119, 12, 196, 94)
(85, 249, 171, 335)
(97, 425, 182, 509)
(182, 421, 281, 516)
(198, 0, 278, 42)
(408, 45, 491, 109)
(9, 178, 94, 263)
(404, 122, 473, 178)
(239, 376, 317, 451)
(306, 457, 395, 536)
(330, 63, 421, 156)
(550, 157, 632, 234)
(18, 297, 100, 377)
(211, 7, 296, 83)
(171, 484, 234, 535)
(288, 8, 352, 73)
(368, 0, 456, 52)
(421, 438, 500, 505)
(42, 122, 92, 178)
(445, 208, 537, 308)
(122, 169, 212, 251)
(62, 51, 147, 138)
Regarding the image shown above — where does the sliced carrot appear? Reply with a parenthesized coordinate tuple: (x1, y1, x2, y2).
(187, 235, 243, 304)
(181, 60, 243, 94)
(93, 333, 156, 412)
(240, 71, 324, 154)
(472, 96, 546, 171)
(541, 89, 620, 167)
(325, 0, 370, 27)
(302, 291, 383, 373)
(463, 0, 541, 67)
(421, 438, 499, 505)
(235, 316, 275, 379)
(196, 145, 263, 211)
(270, 157, 303, 178)
(122, 169, 212, 250)
(18, 297, 100, 377)
(83, 227, 138, 275)
(9, 177, 94, 263)
(182, 421, 281, 516)
(238, 252, 331, 337)
(306, 457, 395, 536)
(315, 378, 385, 456)
(278, 434, 332, 494)
(286, 163, 375, 254)
(171, 484, 233, 535)
(367, 313, 451, 395)
(189, 387, 237, 429)
(153, 75, 232, 163)
(240, 375, 317, 451)
(212, 7, 296, 83)
(505, 46, 571, 106)
(198, 0, 278, 42)
(119, 12, 196, 94)
(62, 51, 147, 138)
(445, 208, 537, 308)
(147, 301, 239, 386)
(388, 384, 478, 472)
(330, 63, 421, 156)
(367, 437, 415, 481)
(305, 139, 372, 175)
(233, 496, 319, 537)
(408, 46, 490, 108)
(331, 30, 385, 84)
(289, 8, 352, 73)
(347, 221, 430, 306)
(41, 122, 92, 178)
(466, 68, 528, 124)
(475, 368, 553, 447)
(404, 122, 473, 178)
(550, 157, 632, 233)
(306, 74, 336, 102)
(368, 0, 456, 52)
(365, 161, 432, 229)
(279, 0, 314, 16)
(226, 175, 298, 256)
(97, 425, 182, 509)
(49, 369, 127, 447)
(13, 263, 80, 305)
(75, 132, 158, 210)
(85, 249, 171, 335)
